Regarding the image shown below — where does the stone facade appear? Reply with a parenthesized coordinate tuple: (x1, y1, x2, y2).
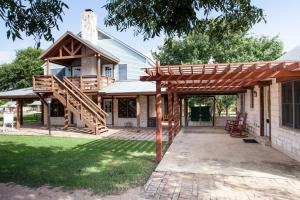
(237, 78, 300, 162)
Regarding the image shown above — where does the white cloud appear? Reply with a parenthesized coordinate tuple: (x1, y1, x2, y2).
(0, 51, 15, 64)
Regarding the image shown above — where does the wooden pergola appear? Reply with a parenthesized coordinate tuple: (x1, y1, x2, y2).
(140, 61, 300, 162)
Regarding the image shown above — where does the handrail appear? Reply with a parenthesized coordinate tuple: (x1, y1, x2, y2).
(52, 75, 107, 126)
(63, 77, 108, 118)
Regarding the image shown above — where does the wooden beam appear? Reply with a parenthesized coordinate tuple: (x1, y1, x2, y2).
(167, 89, 173, 145)
(112, 96, 114, 126)
(212, 97, 216, 127)
(156, 80, 163, 162)
(64, 107, 69, 130)
(20, 99, 23, 125)
(184, 96, 188, 127)
(174, 92, 179, 136)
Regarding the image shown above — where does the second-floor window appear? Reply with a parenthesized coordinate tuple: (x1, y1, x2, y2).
(119, 64, 127, 80)
(104, 65, 113, 77)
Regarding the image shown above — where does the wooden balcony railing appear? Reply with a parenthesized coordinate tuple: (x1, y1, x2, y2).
(33, 75, 114, 92)
(66, 75, 114, 92)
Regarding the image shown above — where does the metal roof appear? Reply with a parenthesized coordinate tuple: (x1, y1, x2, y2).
(0, 87, 38, 99)
(99, 81, 166, 95)
(277, 45, 300, 61)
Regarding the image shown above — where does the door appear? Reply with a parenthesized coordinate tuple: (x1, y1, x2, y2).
(264, 86, 271, 138)
(104, 99, 112, 125)
(102, 64, 113, 77)
(72, 67, 81, 77)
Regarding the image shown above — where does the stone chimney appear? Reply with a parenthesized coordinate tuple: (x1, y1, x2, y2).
(81, 9, 98, 45)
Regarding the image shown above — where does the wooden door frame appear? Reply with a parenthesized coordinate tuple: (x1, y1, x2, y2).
(260, 86, 272, 140)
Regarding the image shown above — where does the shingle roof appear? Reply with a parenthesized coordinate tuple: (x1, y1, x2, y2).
(99, 81, 166, 95)
(0, 87, 37, 99)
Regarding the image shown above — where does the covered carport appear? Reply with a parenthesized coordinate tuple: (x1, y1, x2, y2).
(0, 87, 42, 129)
(140, 61, 300, 162)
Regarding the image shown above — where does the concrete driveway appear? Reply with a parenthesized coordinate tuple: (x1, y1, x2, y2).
(142, 127, 300, 200)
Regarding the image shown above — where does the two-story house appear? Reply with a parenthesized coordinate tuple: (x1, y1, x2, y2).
(0, 9, 166, 134)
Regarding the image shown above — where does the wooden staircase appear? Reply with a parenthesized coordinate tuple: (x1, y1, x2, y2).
(33, 75, 108, 134)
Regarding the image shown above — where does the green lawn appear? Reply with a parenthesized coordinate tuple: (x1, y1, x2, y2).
(0, 136, 159, 194)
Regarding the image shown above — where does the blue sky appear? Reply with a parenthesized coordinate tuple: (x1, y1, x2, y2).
(1, 0, 300, 64)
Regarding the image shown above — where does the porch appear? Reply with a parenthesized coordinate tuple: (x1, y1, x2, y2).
(143, 127, 300, 199)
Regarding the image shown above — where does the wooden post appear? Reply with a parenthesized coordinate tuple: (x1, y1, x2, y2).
(212, 96, 216, 127)
(174, 92, 179, 136)
(97, 55, 101, 89)
(184, 96, 188, 127)
(136, 95, 141, 128)
(43, 102, 48, 126)
(147, 95, 150, 127)
(16, 100, 20, 129)
(97, 95, 102, 109)
(41, 101, 44, 124)
(112, 96, 114, 126)
(64, 107, 69, 130)
(46, 60, 50, 75)
(179, 97, 182, 127)
(20, 99, 23, 125)
(156, 80, 162, 162)
(167, 89, 173, 145)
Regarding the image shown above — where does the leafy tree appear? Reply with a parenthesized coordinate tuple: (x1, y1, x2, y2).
(104, 0, 264, 40)
(1, 0, 68, 47)
(215, 95, 237, 116)
(0, 47, 43, 91)
(154, 32, 284, 65)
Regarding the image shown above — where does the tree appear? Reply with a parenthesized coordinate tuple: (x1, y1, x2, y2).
(215, 95, 236, 117)
(0, 47, 43, 91)
(154, 32, 284, 65)
(1, 0, 68, 47)
(104, 0, 264, 40)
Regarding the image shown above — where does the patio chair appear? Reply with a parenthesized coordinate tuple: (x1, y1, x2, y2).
(230, 113, 248, 138)
(225, 111, 241, 131)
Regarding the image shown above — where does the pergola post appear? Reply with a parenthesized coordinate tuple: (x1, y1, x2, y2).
(156, 80, 163, 162)
(184, 96, 188, 127)
(167, 89, 173, 145)
(174, 92, 179, 136)
(212, 96, 216, 127)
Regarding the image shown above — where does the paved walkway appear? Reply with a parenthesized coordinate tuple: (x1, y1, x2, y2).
(0, 123, 168, 141)
(142, 127, 300, 200)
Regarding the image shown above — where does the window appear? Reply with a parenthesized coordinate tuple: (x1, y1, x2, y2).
(118, 64, 127, 80)
(250, 89, 254, 108)
(104, 100, 112, 113)
(118, 98, 136, 118)
(105, 66, 112, 77)
(282, 80, 300, 129)
(50, 100, 64, 117)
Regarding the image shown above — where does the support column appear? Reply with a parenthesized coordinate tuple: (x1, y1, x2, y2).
(16, 100, 21, 129)
(167, 89, 173, 145)
(184, 96, 188, 127)
(64, 107, 69, 130)
(97, 95, 102, 109)
(112, 96, 114, 126)
(46, 59, 50, 75)
(20, 99, 23, 125)
(96, 55, 101, 89)
(41, 101, 44, 124)
(174, 92, 179, 136)
(212, 96, 216, 127)
(156, 80, 162, 162)
(43, 102, 48, 126)
(136, 95, 141, 128)
(147, 96, 150, 127)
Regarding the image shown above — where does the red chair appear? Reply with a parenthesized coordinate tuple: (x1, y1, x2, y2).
(230, 113, 248, 138)
(225, 111, 241, 131)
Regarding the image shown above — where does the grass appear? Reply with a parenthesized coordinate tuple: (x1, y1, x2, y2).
(0, 135, 160, 194)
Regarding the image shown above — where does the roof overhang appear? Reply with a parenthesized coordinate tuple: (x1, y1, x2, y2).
(39, 31, 119, 64)
(140, 61, 300, 94)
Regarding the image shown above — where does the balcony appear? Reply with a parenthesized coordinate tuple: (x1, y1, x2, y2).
(33, 75, 114, 93)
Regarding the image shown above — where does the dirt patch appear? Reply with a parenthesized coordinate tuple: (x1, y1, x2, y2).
(0, 183, 142, 200)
